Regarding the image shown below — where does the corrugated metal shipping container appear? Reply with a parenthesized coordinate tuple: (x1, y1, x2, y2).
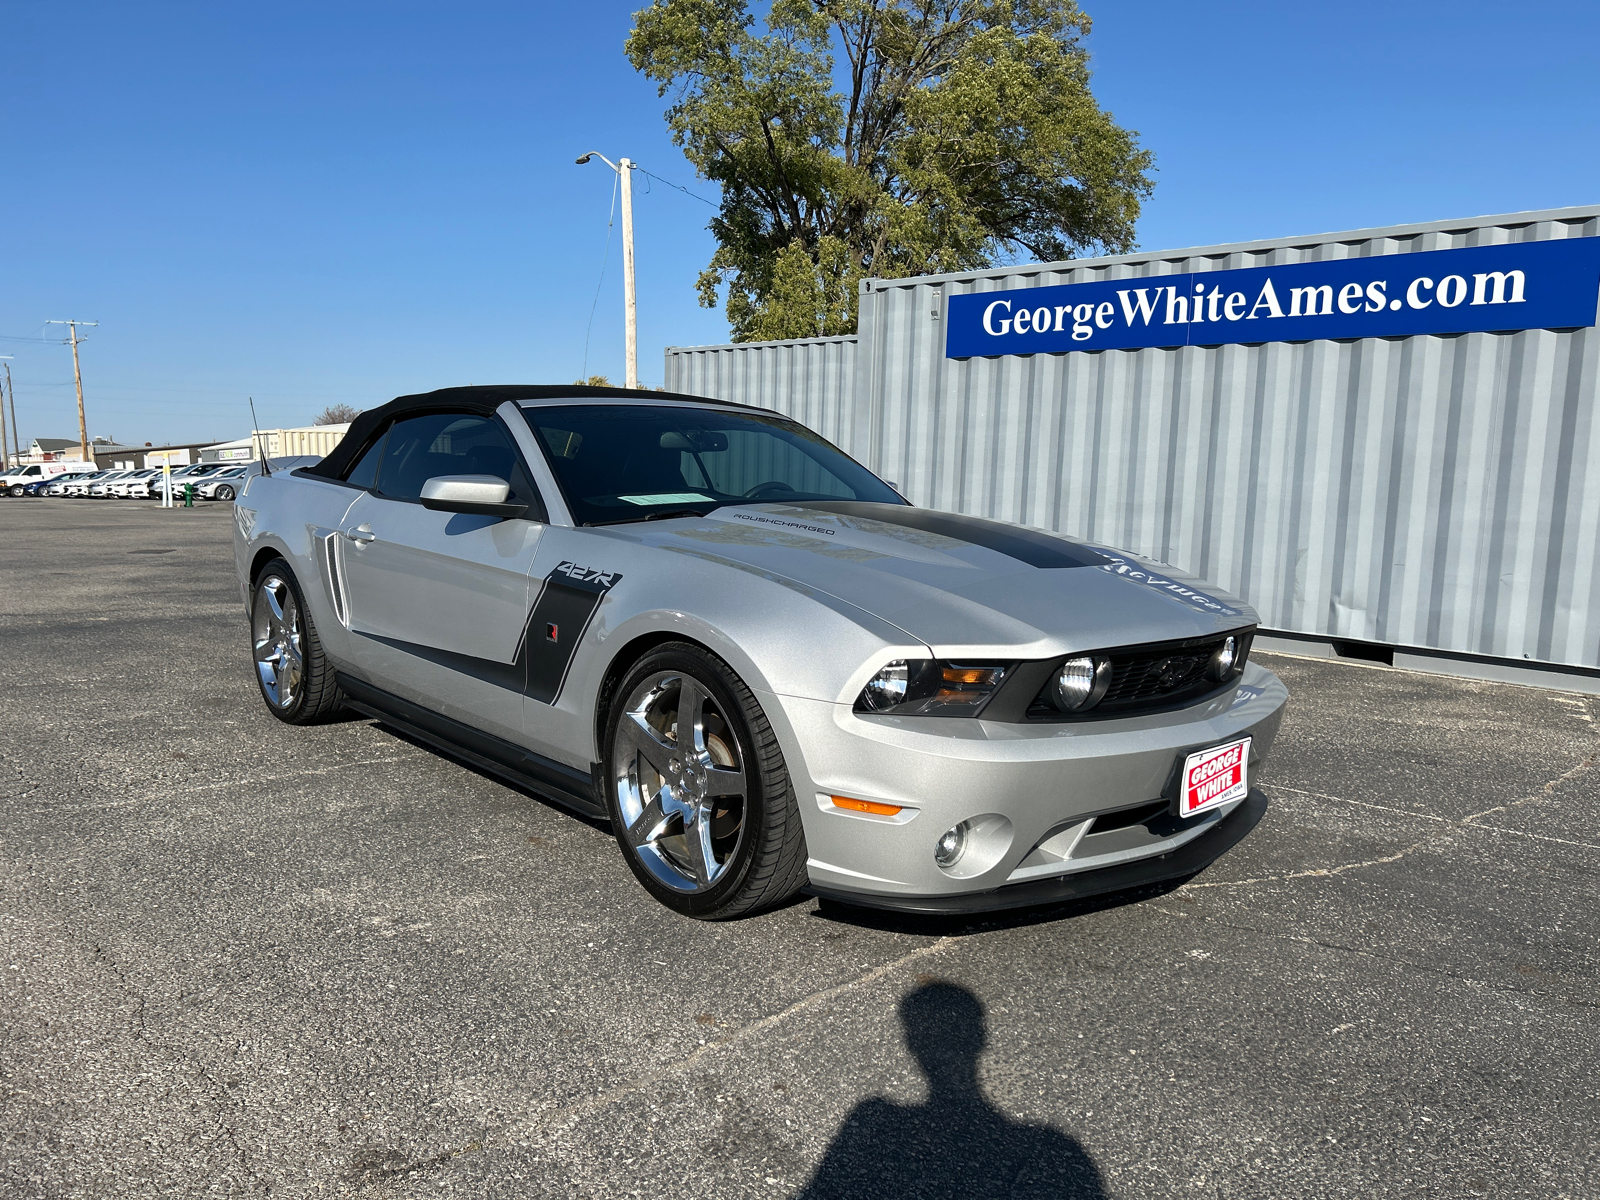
(665, 206, 1600, 678)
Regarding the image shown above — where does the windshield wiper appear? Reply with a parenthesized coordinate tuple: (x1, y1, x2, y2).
(585, 505, 723, 528)
(644, 506, 721, 522)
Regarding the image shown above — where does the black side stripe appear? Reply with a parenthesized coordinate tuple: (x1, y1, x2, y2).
(353, 560, 623, 706)
(524, 568, 615, 704)
(796, 501, 1108, 569)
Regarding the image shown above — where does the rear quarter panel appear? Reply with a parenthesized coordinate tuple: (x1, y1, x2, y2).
(234, 471, 361, 661)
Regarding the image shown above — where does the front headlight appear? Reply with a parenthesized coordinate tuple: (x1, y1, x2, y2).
(854, 660, 1011, 717)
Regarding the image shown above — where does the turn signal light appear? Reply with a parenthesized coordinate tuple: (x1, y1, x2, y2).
(830, 796, 904, 817)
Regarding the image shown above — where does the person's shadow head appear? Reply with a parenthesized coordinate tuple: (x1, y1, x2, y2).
(901, 981, 987, 1096)
(797, 980, 1106, 1200)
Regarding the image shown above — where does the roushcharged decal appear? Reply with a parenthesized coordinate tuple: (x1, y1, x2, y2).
(945, 237, 1600, 357)
(1094, 551, 1243, 617)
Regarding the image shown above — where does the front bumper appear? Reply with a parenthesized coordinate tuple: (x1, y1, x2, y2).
(808, 788, 1268, 914)
(771, 661, 1287, 906)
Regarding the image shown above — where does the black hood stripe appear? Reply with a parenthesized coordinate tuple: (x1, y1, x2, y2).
(795, 502, 1108, 570)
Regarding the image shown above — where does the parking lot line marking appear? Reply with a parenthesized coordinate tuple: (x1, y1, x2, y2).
(1271, 786, 1450, 824)
(523, 935, 957, 1138)
(1462, 823, 1600, 851)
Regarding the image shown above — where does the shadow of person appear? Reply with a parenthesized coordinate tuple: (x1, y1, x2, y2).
(797, 982, 1106, 1200)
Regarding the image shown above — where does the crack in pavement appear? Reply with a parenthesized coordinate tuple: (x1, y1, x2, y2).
(11, 754, 429, 816)
(1184, 747, 1598, 892)
(518, 935, 958, 1141)
(1145, 909, 1600, 1008)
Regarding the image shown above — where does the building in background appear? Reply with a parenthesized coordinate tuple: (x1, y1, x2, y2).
(665, 205, 1600, 693)
(199, 424, 350, 464)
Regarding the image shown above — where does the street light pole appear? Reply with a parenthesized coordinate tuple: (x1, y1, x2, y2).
(576, 152, 638, 389)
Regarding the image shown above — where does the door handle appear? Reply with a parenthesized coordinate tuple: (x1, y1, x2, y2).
(344, 525, 375, 544)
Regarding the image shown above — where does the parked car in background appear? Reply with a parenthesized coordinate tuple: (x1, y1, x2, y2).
(110, 469, 161, 498)
(195, 466, 251, 501)
(42, 468, 100, 495)
(152, 463, 230, 501)
(61, 472, 109, 497)
(88, 470, 136, 498)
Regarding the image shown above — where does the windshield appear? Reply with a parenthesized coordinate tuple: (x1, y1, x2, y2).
(521, 403, 902, 526)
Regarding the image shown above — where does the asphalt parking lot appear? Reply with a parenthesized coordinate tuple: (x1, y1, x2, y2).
(2, 499, 1596, 1199)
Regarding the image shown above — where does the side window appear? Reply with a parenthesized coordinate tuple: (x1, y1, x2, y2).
(343, 430, 387, 490)
(374, 413, 546, 518)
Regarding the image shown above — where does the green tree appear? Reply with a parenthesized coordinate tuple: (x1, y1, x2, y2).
(627, 0, 1154, 342)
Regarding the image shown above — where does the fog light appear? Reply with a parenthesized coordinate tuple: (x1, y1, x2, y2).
(934, 822, 969, 869)
(1050, 656, 1112, 712)
(1208, 635, 1239, 681)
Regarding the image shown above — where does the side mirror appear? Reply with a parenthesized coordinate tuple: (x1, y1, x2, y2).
(420, 474, 528, 519)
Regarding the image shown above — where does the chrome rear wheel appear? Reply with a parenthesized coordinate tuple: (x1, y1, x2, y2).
(248, 558, 344, 724)
(252, 573, 304, 709)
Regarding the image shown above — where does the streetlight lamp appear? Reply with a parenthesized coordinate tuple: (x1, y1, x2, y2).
(576, 152, 638, 389)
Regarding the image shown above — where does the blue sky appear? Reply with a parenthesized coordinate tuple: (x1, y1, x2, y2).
(3, 1, 1596, 447)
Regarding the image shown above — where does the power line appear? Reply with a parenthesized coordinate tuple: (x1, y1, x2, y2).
(636, 167, 718, 207)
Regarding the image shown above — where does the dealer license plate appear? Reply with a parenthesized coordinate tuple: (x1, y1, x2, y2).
(1177, 737, 1252, 817)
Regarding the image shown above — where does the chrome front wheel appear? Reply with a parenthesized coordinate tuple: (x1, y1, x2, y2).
(614, 671, 749, 893)
(604, 643, 810, 919)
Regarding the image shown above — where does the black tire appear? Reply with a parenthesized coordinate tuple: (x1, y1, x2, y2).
(602, 642, 809, 919)
(216, 485, 235, 502)
(249, 558, 344, 724)
(7, 484, 23, 497)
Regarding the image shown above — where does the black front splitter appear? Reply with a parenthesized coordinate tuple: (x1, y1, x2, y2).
(804, 789, 1269, 916)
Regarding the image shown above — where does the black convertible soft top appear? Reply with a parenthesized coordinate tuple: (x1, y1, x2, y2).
(301, 384, 746, 481)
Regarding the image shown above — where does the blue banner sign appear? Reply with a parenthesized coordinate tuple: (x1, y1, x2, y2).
(945, 237, 1600, 358)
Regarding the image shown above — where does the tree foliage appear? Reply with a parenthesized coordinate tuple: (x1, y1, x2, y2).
(627, 0, 1154, 341)
(314, 403, 361, 425)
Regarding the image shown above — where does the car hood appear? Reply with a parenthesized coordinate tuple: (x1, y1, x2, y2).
(626, 501, 1257, 657)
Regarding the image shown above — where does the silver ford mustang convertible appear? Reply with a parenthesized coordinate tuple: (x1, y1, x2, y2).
(233, 385, 1288, 918)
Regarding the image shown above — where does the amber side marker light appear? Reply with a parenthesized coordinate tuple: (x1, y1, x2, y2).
(830, 796, 904, 817)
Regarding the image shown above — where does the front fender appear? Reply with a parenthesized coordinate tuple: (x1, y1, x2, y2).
(529, 542, 927, 770)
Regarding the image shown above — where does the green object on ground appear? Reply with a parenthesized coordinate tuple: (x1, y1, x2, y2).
(184, 483, 194, 507)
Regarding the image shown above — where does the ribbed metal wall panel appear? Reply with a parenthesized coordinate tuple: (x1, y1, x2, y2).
(667, 206, 1600, 672)
(664, 335, 858, 450)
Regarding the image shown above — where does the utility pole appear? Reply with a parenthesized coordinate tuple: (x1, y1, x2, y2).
(0, 357, 12, 469)
(575, 152, 639, 388)
(46, 320, 98, 463)
(4, 362, 17, 470)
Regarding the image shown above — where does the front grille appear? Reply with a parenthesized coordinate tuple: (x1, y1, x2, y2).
(1024, 630, 1253, 720)
(1101, 645, 1214, 704)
